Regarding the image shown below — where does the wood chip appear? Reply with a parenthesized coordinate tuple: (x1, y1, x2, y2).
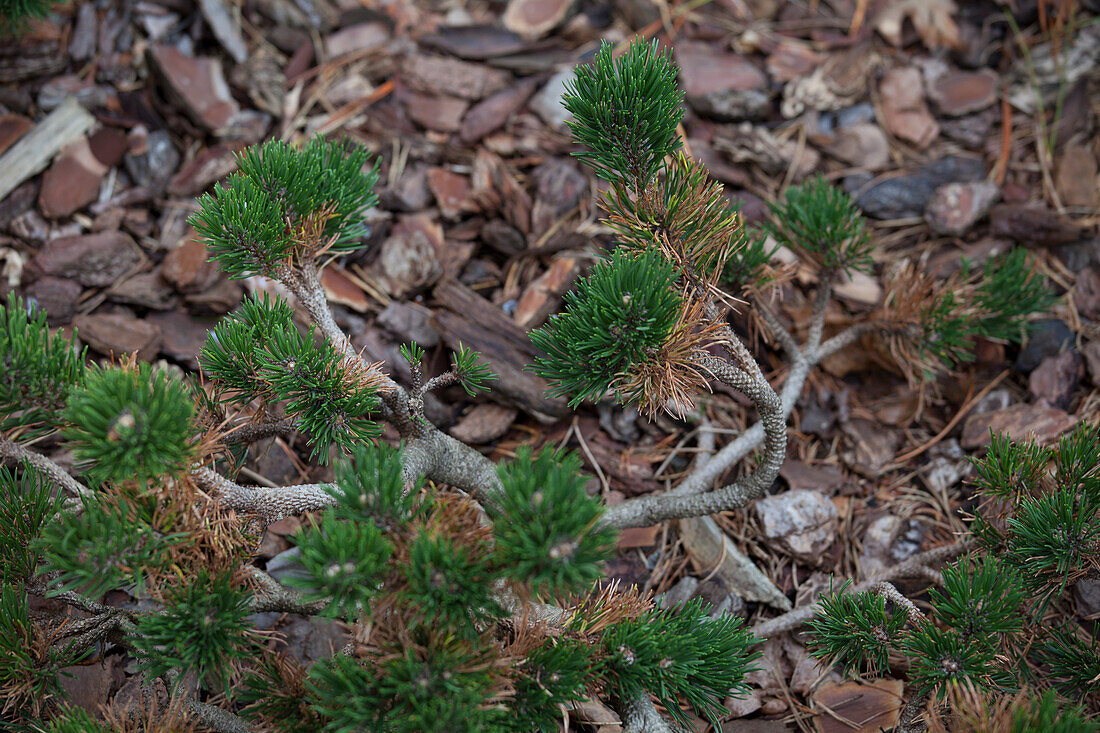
(0, 97, 96, 203)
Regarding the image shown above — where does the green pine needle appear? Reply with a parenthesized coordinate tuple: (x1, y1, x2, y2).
(1005, 487, 1100, 614)
(64, 363, 197, 486)
(1, 293, 86, 437)
(1010, 690, 1099, 733)
(327, 442, 419, 530)
(601, 598, 759, 728)
(766, 175, 872, 275)
(36, 496, 185, 598)
(970, 431, 1052, 501)
(451, 343, 497, 396)
(402, 532, 503, 634)
(562, 38, 684, 190)
(930, 556, 1026, 640)
(721, 224, 779, 294)
(0, 583, 77, 718)
(511, 641, 593, 732)
(529, 248, 682, 408)
(973, 248, 1055, 343)
(0, 0, 55, 35)
(0, 463, 61, 584)
(308, 645, 497, 733)
(1034, 628, 1100, 699)
(192, 138, 379, 279)
(131, 570, 256, 693)
(903, 624, 1001, 698)
(286, 511, 392, 621)
(487, 446, 616, 599)
(807, 584, 907, 676)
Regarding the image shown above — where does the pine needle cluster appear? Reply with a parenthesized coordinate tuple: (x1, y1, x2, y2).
(880, 249, 1055, 381)
(809, 424, 1100, 708)
(236, 443, 756, 732)
(200, 293, 385, 461)
(1, 293, 86, 438)
(191, 138, 379, 279)
(535, 38, 751, 416)
(765, 175, 873, 274)
(0, 0, 54, 35)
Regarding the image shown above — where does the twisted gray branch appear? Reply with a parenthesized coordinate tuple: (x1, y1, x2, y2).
(192, 466, 336, 523)
(0, 436, 92, 499)
(601, 352, 786, 529)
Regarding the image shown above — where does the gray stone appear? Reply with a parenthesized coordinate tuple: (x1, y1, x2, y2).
(529, 67, 573, 128)
(1074, 577, 1100, 617)
(657, 576, 700, 610)
(755, 489, 838, 562)
(124, 128, 180, 194)
(1016, 320, 1074, 373)
(847, 156, 986, 220)
(265, 547, 310, 585)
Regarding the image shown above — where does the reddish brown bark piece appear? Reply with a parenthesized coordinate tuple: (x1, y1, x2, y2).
(420, 25, 529, 60)
(147, 310, 214, 370)
(432, 279, 568, 422)
(403, 55, 511, 101)
(403, 90, 469, 133)
(33, 231, 141, 288)
(811, 679, 904, 733)
(149, 45, 240, 132)
(426, 168, 474, 220)
(74, 312, 161, 361)
(1056, 143, 1100, 209)
(989, 203, 1082, 246)
(321, 267, 369, 313)
(459, 78, 539, 143)
(325, 23, 388, 58)
(38, 136, 107, 219)
(448, 403, 518, 444)
(513, 256, 579, 327)
(675, 41, 768, 97)
(961, 402, 1078, 448)
(879, 67, 939, 149)
(87, 126, 128, 167)
(161, 237, 220, 294)
(0, 114, 32, 156)
(167, 144, 239, 197)
(927, 68, 998, 116)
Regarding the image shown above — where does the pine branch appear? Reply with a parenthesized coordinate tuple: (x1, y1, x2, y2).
(221, 419, 296, 445)
(601, 350, 785, 529)
(751, 540, 975, 639)
(755, 300, 799, 359)
(245, 566, 326, 615)
(605, 290, 871, 527)
(185, 697, 254, 733)
(871, 581, 927, 624)
(192, 466, 336, 524)
(0, 437, 91, 499)
(615, 693, 679, 733)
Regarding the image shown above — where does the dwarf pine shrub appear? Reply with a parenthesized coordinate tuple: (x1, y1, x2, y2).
(0, 36, 1077, 732)
(809, 425, 1100, 717)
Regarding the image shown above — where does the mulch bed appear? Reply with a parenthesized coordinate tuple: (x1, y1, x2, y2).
(1, 0, 1098, 729)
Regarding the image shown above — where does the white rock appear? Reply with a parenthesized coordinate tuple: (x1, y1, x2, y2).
(530, 67, 574, 128)
(754, 489, 838, 562)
